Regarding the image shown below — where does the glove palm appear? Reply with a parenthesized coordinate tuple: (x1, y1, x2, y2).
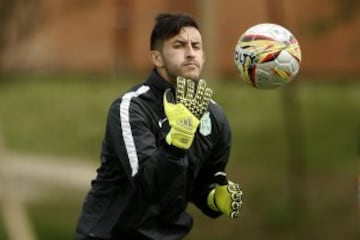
(163, 77, 212, 149)
(164, 95, 199, 149)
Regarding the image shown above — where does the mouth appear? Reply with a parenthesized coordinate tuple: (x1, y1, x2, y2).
(183, 62, 199, 68)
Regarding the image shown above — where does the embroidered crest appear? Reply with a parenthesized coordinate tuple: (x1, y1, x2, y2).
(199, 112, 211, 136)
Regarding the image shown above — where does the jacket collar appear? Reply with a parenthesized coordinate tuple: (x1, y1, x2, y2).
(145, 69, 174, 94)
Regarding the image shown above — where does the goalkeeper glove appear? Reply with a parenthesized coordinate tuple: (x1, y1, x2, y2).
(207, 172, 243, 219)
(176, 76, 213, 119)
(163, 77, 212, 149)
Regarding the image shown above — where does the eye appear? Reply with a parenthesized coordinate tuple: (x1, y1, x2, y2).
(192, 43, 202, 50)
(173, 41, 185, 49)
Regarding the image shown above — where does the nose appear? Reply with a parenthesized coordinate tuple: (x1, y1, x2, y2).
(185, 45, 195, 58)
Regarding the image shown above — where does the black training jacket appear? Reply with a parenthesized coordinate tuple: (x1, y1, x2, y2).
(76, 69, 232, 240)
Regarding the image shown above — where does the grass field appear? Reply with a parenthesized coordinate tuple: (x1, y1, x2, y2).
(0, 73, 359, 240)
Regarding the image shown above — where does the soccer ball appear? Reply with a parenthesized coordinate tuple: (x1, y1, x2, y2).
(234, 23, 302, 89)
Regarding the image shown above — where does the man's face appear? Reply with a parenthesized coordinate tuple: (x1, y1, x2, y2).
(152, 27, 205, 84)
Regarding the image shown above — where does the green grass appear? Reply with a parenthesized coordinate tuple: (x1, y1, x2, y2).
(0, 72, 135, 158)
(0, 73, 359, 240)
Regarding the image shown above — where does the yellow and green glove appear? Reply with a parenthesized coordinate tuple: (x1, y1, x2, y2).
(163, 76, 212, 149)
(207, 172, 243, 219)
(175, 77, 213, 119)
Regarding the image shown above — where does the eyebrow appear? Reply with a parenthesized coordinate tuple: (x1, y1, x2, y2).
(172, 39, 201, 46)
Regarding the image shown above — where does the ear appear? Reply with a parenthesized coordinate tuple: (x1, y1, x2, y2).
(150, 50, 164, 68)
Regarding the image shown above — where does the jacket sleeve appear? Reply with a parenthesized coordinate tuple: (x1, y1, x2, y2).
(106, 97, 188, 203)
(190, 106, 232, 218)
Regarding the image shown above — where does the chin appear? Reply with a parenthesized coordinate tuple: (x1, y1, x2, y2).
(181, 72, 201, 81)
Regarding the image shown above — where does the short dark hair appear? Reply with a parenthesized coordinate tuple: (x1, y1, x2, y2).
(150, 13, 200, 50)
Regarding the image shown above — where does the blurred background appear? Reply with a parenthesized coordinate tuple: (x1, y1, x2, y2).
(0, 0, 359, 239)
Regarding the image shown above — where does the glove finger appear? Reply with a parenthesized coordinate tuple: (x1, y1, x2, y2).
(194, 79, 212, 118)
(231, 191, 243, 202)
(198, 87, 212, 117)
(185, 79, 195, 101)
(176, 76, 186, 103)
(229, 182, 243, 213)
(228, 183, 242, 192)
(203, 87, 213, 103)
(230, 210, 240, 219)
(194, 79, 207, 105)
(184, 79, 196, 112)
(231, 201, 242, 211)
(164, 88, 176, 103)
(163, 89, 177, 117)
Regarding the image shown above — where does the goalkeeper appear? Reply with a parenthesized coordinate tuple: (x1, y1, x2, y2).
(75, 13, 243, 240)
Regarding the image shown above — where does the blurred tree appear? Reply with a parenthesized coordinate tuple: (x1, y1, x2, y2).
(0, 0, 16, 58)
(114, 0, 130, 74)
(307, 0, 360, 36)
(0, 0, 42, 75)
(196, 0, 219, 79)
